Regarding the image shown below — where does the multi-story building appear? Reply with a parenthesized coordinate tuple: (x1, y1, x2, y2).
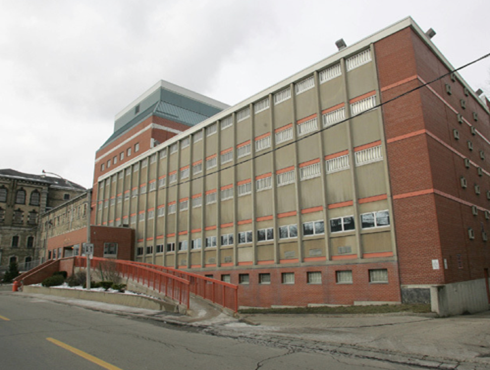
(50, 17, 490, 312)
(0, 169, 85, 271)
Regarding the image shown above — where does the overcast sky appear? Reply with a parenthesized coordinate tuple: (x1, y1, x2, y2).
(1, 0, 489, 189)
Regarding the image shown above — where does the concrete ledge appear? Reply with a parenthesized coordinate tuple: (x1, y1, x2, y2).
(23, 286, 178, 312)
(354, 301, 401, 306)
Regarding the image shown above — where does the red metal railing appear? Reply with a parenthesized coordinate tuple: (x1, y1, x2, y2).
(74, 257, 190, 309)
(123, 261, 238, 312)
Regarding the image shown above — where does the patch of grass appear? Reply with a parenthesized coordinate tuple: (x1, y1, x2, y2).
(239, 303, 431, 315)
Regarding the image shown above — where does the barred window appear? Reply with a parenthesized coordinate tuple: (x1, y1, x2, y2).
(193, 162, 202, 175)
(255, 136, 271, 152)
(140, 185, 147, 194)
(132, 188, 138, 198)
(149, 182, 156, 192)
(326, 155, 350, 174)
(192, 195, 202, 208)
(221, 116, 233, 130)
(256, 176, 272, 191)
(206, 123, 217, 136)
(148, 210, 154, 219)
(206, 192, 217, 205)
(307, 271, 322, 284)
(336, 270, 352, 284)
(254, 97, 270, 114)
(180, 168, 189, 180)
(355, 145, 382, 166)
(297, 117, 318, 136)
(274, 87, 291, 105)
(157, 207, 165, 217)
(323, 107, 345, 128)
(138, 212, 145, 222)
(168, 173, 177, 184)
(277, 169, 295, 186)
(221, 150, 233, 164)
(206, 156, 217, 170)
(346, 49, 372, 71)
(130, 215, 136, 224)
(0, 187, 7, 202)
(351, 95, 376, 115)
(221, 187, 233, 201)
(237, 182, 252, 196)
(369, 269, 388, 283)
(275, 126, 293, 144)
(158, 177, 166, 188)
(179, 200, 189, 211)
(319, 63, 341, 83)
(295, 76, 315, 95)
(237, 143, 251, 158)
(259, 273, 271, 284)
(300, 162, 321, 180)
(282, 272, 295, 284)
(237, 107, 250, 122)
(167, 203, 176, 214)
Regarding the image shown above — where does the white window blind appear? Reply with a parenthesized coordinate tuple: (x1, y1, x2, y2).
(237, 182, 252, 196)
(351, 95, 376, 115)
(274, 87, 291, 105)
(326, 155, 350, 174)
(221, 116, 233, 130)
(275, 127, 293, 144)
(256, 176, 272, 191)
(323, 107, 345, 128)
(295, 76, 315, 95)
(319, 64, 342, 83)
(346, 49, 372, 71)
(255, 136, 271, 152)
(277, 170, 295, 186)
(297, 117, 318, 136)
(237, 143, 251, 158)
(254, 97, 270, 114)
(237, 107, 250, 122)
(355, 146, 382, 166)
(300, 162, 321, 180)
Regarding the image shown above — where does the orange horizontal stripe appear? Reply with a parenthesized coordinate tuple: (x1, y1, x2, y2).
(147, 207, 155, 212)
(205, 264, 217, 268)
(206, 154, 217, 160)
(137, 238, 143, 242)
(358, 194, 387, 204)
(123, 215, 128, 219)
(124, 190, 130, 193)
(110, 196, 115, 199)
(321, 102, 345, 115)
(115, 217, 121, 221)
(332, 254, 357, 260)
(237, 179, 251, 185)
(328, 200, 353, 209)
(380, 75, 418, 92)
(299, 158, 320, 167)
(167, 201, 176, 205)
(238, 219, 252, 225)
(277, 166, 295, 175)
(178, 231, 188, 236)
(297, 113, 317, 124)
(190, 264, 201, 268)
(325, 149, 349, 160)
(255, 172, 272, 180)
(387, 129, 427, 144)
(130, 213, 136, 216)
(349, 90, 376, 104)
(139, 183, 146, 188)
(157, 204, 165, 209)
(238, 261, 253, 266)
(275, 123, 293, 133)
(220, 147, 233, 155)
(167, 233, 176, 238)
(393, 189, 434, 200)
(354, 140, 382, 152)
(221, 222, 233, 229)
(117, 192, 122, 196)
(301, 206, 323, 214)
(149, 179, 156, 183)
(132, 187, 138, 191)
(156, 235, 164, 239)
(191, 228, 202, 233)
(304, 256, 326, 262)
(192, 193, 202, 199)
(257, 215, 273, 222)
(180, 197, 189, 202)
(146, 237, 153, 241)
(108, 220, 113, 224)
(237, 140, 251, 148)
(180, 165, 189, 170)
(221, 184, 233, 190)
(363, 252, 394, 258)
(168, 170, 177, 175)
(205, 226, 217, 231)
(280, 258, 299, 264)
(257, 260, 274, 265)
(192, 160, 202, 165)
(158, 175, 166, 179)
(278, 211, 297, 218)
(221, 262, 233, 267)
(255, 132, 271, 141)
(206, 189, 217, 195)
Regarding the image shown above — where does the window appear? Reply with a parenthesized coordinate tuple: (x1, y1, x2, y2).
(120, 152, 124, 161)
(132, 188, 138, 198)
(336, 270, 353, 284)
(15, 189, 26, 204)
(282, 272, 295, 284)
(101, 163, 105, 171)
(221, 274, 231, 283)
(141, 158, 148, 168)
(206, 123, 217, 136)
(133, 142, 139, 153)
(26, 236, 34, 249)
(277, 169, 295, 187)
(221, 116, 233, 130)
(157, 207, 165, 217)
(11, 236, 19, 248)
(221, 150, 233, 164)
(166, 243, 175, 252)
(146, 245, 153, 254)
(300, 162, 321, 180)
(29, 190, 40, 206)
(159, 148, 167, 159)
(168, 203, 176, 214)
(255, 135, 271, 152)
(256, 176, 272, 191)
(140, 184, 147, 194)
(64, 194, 70, 200)
(181, 137, 190, 148)
(259, 273, 271, 284)
(275, 126, 293, 144)
(150, 154, 157, 164)
(170, 143, 178, 154)
(237, 182, 252, 196)
(179, 240, 188, 251)
(238, 231, 253, 244)
(180, 167, 190, 180)
(295, 76, 315, 95)
(168, 172, 177, 184)
(330, 216, 355, 233)
(361, 210, 390, 229)
(355, 145, 382, 166)
(206, 156, 217, 170)
(0, 207, 5, 223)
(319, 63, 342, 83)
(237, 143, 251, 158)
(326, 155, 350, 174)
(297, 117, 318, 136)
(193, 131, 203, 142)
(0, 187, 7, 202)
(351, 95, 376, 115)
(279, 224, 298, 239)
(346, 49, 372, 71)
(191, 238, 202, 250)
(158, 177, 166, 188)
(221, 233, 234, 246)
(127, 147, 131, 156)
(113, 156, 117, 165)
(13, 209, 23, 224)
(369, 269, 388, 283)
(148, 210, 155, 219)
(303, 220, 325, 236)
(206, 192, 217, 205)
(221, 187, 233, 201)
(28, 211, 38, 225)
(257, 228, 274, 242)
(130, 215, 136, 224)
(239, 274, 250, 284)
(193, 162, 202, 175)
(156, 244, 164, 253)
(237, 107, 250, 122)
(104, 242, 118, 257)
(206, 236, 217, 248)
(180, 200, 189, 211)
(192, 195, 202, 208)
(254, 97, 270, 114)
(133, 163, 139, 172)
(274, 87, 291, 105)
(149, 182, 156, 192)
(138, 212, 145, 222)
(307, 271, 322, 284)
(107, 160, 111, 169)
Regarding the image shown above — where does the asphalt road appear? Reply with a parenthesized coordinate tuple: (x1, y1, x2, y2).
(0, 293, 423, 370)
